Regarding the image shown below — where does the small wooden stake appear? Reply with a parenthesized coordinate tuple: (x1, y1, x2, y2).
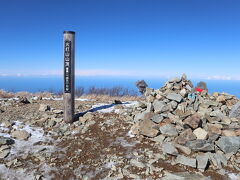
(63, 31, 75, 123)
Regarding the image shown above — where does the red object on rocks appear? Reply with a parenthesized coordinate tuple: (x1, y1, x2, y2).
(195, 87, 203, 93)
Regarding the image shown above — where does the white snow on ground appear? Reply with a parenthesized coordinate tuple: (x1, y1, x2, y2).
(0, 121, 58, 179)
(11, 121, 54, 156)
(0, 164, 36, 180)
(0, 121, 54, 158)
(91, 101, 137, 113)
(127, 129, 135, 138)
(228, 173, 240, 180)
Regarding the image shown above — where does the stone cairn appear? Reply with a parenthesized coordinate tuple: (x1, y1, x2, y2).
(130, 74, 240, 171)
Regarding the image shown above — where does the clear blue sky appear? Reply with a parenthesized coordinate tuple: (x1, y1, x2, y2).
(0, 0, 240, 80)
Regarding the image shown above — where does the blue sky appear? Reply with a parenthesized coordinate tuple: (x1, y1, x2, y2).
(0, 0, 240, 80)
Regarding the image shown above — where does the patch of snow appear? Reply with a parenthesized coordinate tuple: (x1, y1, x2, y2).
(114, 137, 137, 147)
(228, 173, 240, 180)
(123, 101, 138, 107)
(0, 121, 55, 159)
(75, 98, 89, 101)
(104, 161, 116, 169)
(0, 164, 36, 180)
(0, 124, 9, 132)
(52, 97, 63, 101)
(127, 130, 135, 138)
(42, 97, 51, 100)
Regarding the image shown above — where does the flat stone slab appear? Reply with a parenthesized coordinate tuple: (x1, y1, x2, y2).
(176, 155, 197, 168)
(215, 136, 240, 154)
(161, 172, 209, 180)
(166, 93, 183, 103)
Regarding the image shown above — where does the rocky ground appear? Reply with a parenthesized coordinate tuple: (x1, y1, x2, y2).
(0, 77, 240, 180)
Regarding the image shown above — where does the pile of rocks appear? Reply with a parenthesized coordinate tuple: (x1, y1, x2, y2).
(130, 74, 240, 171)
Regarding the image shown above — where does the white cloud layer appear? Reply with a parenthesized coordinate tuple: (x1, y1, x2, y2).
(0, 69, 240, 80)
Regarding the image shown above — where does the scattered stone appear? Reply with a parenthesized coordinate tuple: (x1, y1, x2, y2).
(186, 140, 214, 152)
(175, 129, 196, 145)
(216, 136, 240, 154)
(11, 130, 31, 140)
(52, 109, 63, 114)
(159, 124, 178, 137)
(114, 100, 122, 104)
(229, 101, 240, 118)
(161, 172, 207, 180)
(193, 128, 208, 140)
(166, 93, 183, 103)
(0, 136, 14, 145)
(207, 123, 222, 135)
(39, 104, 50, 112)
(0, 149, 10, 159)
(222, 130, 236, 136)
(162, 143, 178, 156)
(153, 100, 168, 113)
(183, 113, 201, 129)
(151, 135, 165, 144)
(139, 119, 159, 137)
(174, 144, 191, 155)
(130, 159, 145, 168)
(136, 80, 148, 95)
(176, 155, 197, 168)
(19, 97, 31, 104)
(152, 114, 164, 123)
(196, 153, 209, 171)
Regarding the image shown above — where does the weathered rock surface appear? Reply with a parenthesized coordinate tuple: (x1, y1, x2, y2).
(39, 104, 50, 112)
(11, 130, 31, 140)
(162, 143, 178, 156)
(215, 136, 240, 153)
(229, 101, 240, 118)
(139, 119, 159, 137)
(176, 155, 197, 168)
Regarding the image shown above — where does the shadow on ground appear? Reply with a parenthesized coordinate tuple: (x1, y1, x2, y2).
(74, 102, 130, 121)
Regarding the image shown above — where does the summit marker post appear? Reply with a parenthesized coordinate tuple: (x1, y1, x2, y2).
(63, 31, 75, 123)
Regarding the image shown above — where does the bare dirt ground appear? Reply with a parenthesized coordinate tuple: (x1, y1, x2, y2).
(0, 97, 239, 180)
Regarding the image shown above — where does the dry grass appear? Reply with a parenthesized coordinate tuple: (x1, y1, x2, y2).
(0, 89, 14, 98)
(80, 94, 143, 102)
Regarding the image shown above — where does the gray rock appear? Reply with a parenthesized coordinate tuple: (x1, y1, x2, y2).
(11, 130, 31, 140)
(151, 135, 165, 144)
(170, 101, 178, 109)
(196, 154, 209, 171)
(146, 102, 153, 112)
(152, 114, 164, 123)
(153, 100, 168, 113)
(0, 136, 14, 145)
(161, 172, 208, 180)
(169, 77, 181, 83)
(52, 109, 63, 114)
(0, 149, 10, 159)
(166, 93, 183, 103)
(229, 101, 240, 118)
(174, 144, 191, 155)
(139, 119, 159, 137)
(19, 97, 31, 104)
(215, 136, 240, 154)
(39, 104, 50, 112)
(176, 155, 197, 168)
(136, 80, 148, 95)
(162, 143, 178, 156)
(130, 159, 145, 168)
(159, 124, 178, 137)
(186, 140, 214, 152)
